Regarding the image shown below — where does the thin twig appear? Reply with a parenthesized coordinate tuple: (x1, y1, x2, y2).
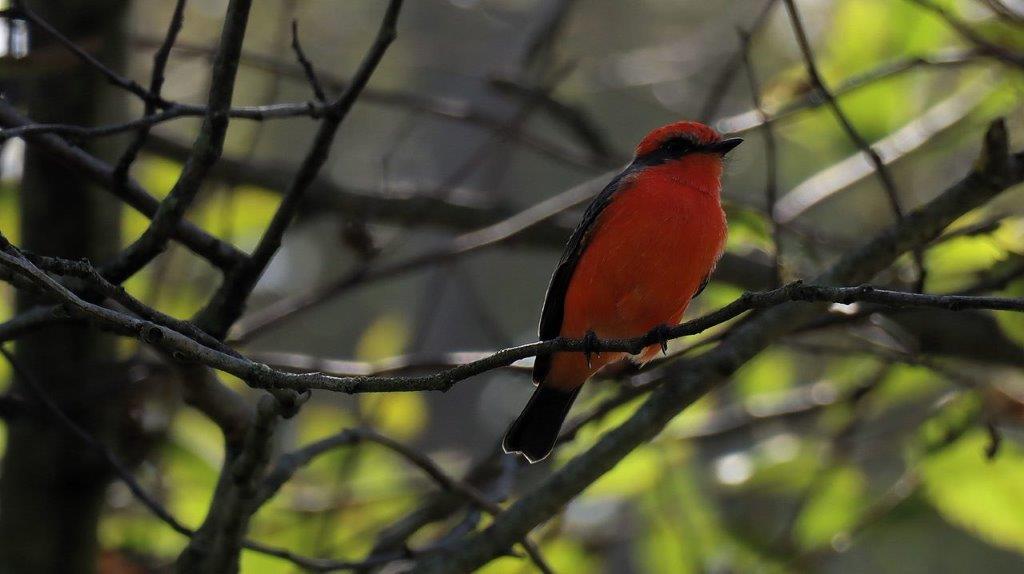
(783, 0, 927, 290)
(0, 102, 245, 270)
(195, 0, 406, 339)
(101, 0, 254, 283)
(698, 0, 778, 122)
(111, 0, 188, 186)
(12, 0, 165, 106)
(290, 20, 327, 102)
(738, 27, 782, 286)
(261, 428, 554, 573)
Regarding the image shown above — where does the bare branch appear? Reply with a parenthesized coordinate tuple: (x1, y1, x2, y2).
(260, 427, 554, 573)
(112, 0, 188, 185)
(716, 49, 983, 135)
(289, 20, 326, 102)
(698, 0, 779, 122)
(102, 0, 253, 283)
(194, 0, 406, 339)
(782, 0, 926, 288)
(738, 27, 782, 286)
(3, 230, 1022, 397)
(0, 102, 245, 270)
(176, 395, 280, 572)
(12, 0, 165, 105)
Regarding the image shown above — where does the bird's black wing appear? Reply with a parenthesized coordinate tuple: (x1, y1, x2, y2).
(533, 162, 640, 384)
(693, 273, 712, 299)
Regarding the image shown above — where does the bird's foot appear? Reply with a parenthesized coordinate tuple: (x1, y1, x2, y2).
(651, 324, 672, 355)
(583, 329, 601, 369)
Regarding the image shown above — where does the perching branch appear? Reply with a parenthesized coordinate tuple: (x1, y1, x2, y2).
(2, 240, 1022, 399)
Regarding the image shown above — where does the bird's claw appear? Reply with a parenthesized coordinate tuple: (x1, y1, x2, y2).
(653, 324, 672, 355)
(583, 329, 601, 369)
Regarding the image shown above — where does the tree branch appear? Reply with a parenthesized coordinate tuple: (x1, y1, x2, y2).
(2, 234, 1021, 398)
(101, 0, 253, 283)
(0, 102, 245, 270)
(259, 427, 554, 573)
(783, 0, 926, 288)
(194, 0, 406, 339)
(12, 0, 166, 105)
(111, 0, 188, 186)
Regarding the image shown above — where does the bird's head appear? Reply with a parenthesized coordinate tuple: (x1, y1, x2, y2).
(632, 121, 742, 194)
(634, 121, 742, 164)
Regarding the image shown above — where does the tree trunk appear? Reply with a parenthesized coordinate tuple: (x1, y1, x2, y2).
(0, 1, 128, 572)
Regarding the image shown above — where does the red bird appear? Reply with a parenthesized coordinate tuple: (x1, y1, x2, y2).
(503, 121, 741, 463)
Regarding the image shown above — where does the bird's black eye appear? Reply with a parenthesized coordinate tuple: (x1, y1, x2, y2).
(660, 136, 693, 157)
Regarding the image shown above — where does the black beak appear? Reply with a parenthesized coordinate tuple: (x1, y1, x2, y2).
(707, 138, 743, 155)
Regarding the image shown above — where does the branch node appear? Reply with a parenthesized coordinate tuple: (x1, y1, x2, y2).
(248, 362, 275, 388)
(270, 388, 310, 419)
(141, 325, 164, 344)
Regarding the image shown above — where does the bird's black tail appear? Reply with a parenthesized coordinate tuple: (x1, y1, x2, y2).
(502, 385, 581, 463)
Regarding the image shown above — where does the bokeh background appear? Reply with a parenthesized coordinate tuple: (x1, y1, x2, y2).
(2, 0, 1024, 572)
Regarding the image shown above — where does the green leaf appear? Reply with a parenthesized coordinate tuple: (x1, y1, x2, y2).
(735, 348, 795, 397)
(921, 429, 1024, 553)
(872, 363, 948, 411)
(795, 465, 868, 548)
(586, 445, 662, 497)
(926, 235, 1008, 292)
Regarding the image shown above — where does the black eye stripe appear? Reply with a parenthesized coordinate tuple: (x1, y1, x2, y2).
(635, 135, 706, 166)
(660, 136, 697, 151)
